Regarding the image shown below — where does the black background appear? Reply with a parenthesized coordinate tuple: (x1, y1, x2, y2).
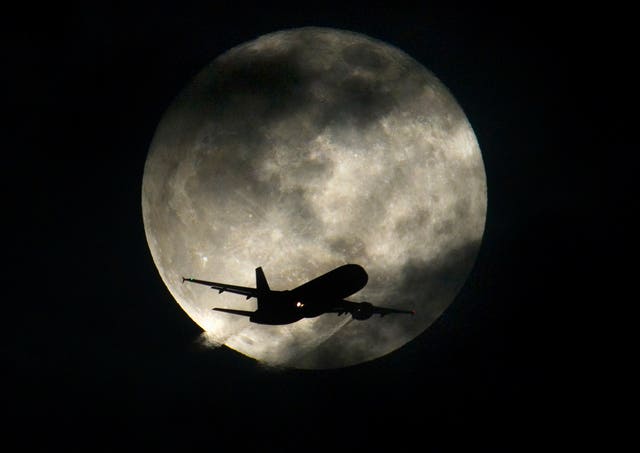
(6, 2, 626, 451)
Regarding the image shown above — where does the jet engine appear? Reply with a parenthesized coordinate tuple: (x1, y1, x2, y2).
(352, 302, 374, 320)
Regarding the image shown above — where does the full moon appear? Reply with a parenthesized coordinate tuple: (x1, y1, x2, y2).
(142, 27, 486, 369)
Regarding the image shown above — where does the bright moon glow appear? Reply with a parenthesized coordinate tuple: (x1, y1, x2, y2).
(142, 28, 487, 369)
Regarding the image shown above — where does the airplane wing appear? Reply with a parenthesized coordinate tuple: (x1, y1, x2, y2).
(371, 306, 415, 317)
(182, 277, 258, 299)
(328, 300, 415, 319)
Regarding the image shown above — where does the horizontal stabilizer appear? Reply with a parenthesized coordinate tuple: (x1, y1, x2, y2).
(213, 307, 255, 317)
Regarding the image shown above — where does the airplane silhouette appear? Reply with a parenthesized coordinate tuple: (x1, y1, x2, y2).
(182, 264, 414, 325)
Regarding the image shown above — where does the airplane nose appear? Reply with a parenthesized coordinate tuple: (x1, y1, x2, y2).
(348, 264, 368, 286)
(339, 264, 368, 291)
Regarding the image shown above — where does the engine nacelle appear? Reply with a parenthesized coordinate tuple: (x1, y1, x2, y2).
(352, 302, 374, 320)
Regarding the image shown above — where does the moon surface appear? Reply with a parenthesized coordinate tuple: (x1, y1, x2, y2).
(142, 27, 486, 369)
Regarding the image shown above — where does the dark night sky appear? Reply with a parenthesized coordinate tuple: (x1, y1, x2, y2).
(5, 2, 627, 451)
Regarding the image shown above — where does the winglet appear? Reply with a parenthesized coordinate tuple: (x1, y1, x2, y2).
(182, 277, 186, 284)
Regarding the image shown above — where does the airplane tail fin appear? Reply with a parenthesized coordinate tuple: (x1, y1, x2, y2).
(255, 267, 270, 312)
(256, 267, 270, 294)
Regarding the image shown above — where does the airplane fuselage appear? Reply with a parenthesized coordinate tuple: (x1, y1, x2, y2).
(247, 291, 306, 324)
(250, 264, 368, 324)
